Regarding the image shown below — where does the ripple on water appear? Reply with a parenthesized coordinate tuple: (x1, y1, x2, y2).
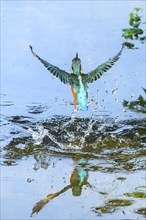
(26, 104, 48, 114)
(0, 101, 14, 107)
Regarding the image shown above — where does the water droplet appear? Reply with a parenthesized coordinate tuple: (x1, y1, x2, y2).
(112, 88, 118, 95)
(33, 152, 51, 170)
(127, 102, 131, 106)
(27, 178, 34, 183)
(114, 117, 119, 123)
(80, 118, 96, 148)
(135, 132, 140, 137)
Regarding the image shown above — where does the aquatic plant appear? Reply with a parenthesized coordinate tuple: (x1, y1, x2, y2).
(135, 208, 146, 216)
(124, 191, 146, 199)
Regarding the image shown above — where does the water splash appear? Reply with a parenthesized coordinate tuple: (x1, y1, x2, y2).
(28, 103, 99, 151)
(112, 88, 118, 95)
(61, 106, 80, 129)
(80, 117, 96, 148)
(26, 96, 146, 168)
(28, 125, 48, 145)
(47, 130, 70, 150)
(28, 107, 83, 150)
(33, 152, 51, 170)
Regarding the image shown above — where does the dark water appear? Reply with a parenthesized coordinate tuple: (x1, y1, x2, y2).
(1, 1, 146, 220)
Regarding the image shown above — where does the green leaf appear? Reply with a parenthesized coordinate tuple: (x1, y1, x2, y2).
(134, 7, 141, 12)
(138, 95, 146, 106)
(129, 12, 134, 19)
(129, 18, 134, 26)
(124, 42, 135, 49)
(142, 88, 146, 94)
(133, 20, 141, 28)
(134, 15, 141, 22)
(140, 36, 146, 41)
(122, 29, 134, 40)
(123, 100, 128, 107)
(136, 28, 143, 34)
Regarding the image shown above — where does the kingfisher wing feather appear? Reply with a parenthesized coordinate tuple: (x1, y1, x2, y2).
(29, 45, 78, 86)
(83, 44, 125, 84)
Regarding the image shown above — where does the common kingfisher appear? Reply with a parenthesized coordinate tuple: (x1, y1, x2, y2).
(29, 44, 124, 110)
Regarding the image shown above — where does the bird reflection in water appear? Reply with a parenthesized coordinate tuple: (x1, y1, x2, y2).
(31, 156, 92, 216)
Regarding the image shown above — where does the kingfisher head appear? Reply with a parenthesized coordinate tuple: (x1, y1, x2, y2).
(72, 53, 81, 75)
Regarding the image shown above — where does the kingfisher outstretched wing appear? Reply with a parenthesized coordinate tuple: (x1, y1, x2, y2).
(82, 44, 125, 84)
(29, 45, 78, 86)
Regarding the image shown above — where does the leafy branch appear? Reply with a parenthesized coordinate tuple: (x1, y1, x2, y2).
(123, 88, 146, 113)
(122, 8, 146, 49)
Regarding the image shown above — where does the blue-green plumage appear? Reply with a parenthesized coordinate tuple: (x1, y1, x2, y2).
(29, 44, 124, 110)
(74, 76, 88, 110)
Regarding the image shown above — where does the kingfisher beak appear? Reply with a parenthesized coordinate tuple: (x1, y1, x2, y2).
(70, 68, 73, 74)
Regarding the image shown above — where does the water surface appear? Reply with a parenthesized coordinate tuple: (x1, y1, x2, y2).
(1, 1, 146, 220)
